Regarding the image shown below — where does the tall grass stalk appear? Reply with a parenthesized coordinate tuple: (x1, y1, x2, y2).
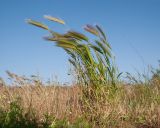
(27, 16, 120, 88)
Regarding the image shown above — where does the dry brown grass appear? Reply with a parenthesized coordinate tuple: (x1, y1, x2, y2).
(0, 72, 160, 127)
(0, 84, 82, 123)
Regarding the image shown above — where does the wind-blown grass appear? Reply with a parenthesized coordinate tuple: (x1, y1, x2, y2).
(27, 16, 122, 126)
(0, 15, 159, 128)
(27, 16, 120, 88)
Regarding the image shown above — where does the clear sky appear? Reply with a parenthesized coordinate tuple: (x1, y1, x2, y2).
(0, 0, 160, 83)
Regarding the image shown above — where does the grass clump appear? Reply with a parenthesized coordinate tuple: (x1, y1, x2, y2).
(27, 16, 120, 87)
(27, 15, 121, 126)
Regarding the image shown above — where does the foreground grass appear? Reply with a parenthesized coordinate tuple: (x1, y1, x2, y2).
(0, 73, 160, 128)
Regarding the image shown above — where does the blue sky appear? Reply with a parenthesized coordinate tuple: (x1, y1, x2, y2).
(0, 0, 160, 83)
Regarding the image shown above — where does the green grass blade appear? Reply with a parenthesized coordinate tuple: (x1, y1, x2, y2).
(95, 40, 111, 57)
(66, 31, 89, 42)
(44, 15, 65, 25)
(27, 19, 49, 30)
(95, 25, 107, 40)
(84, 25, 99, 36)
(88, 44, 103, 54)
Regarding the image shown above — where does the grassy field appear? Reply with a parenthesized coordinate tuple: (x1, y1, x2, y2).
(0, 71, 160, 128)
(0, 16, 159, 128)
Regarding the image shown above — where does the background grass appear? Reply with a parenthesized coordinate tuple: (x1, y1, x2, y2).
(0, 69, 160, 128)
